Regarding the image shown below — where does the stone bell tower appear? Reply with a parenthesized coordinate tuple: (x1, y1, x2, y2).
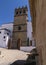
(12, 6, 28, 49)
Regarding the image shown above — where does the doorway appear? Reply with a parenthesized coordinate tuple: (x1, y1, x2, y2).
(17, 38, 21, 50)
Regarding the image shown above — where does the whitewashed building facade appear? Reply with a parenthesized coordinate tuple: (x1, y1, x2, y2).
(0, 23, 13, 48)
(0, 22, 33, 48)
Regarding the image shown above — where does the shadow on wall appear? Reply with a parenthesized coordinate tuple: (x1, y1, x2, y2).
(10, 60, 36, 65)
(10, 60, 26, 65)
(10, 54, 37, 65)
(10, 49, 38, 65)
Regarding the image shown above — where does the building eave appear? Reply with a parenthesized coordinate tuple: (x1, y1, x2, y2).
(0, 28, 11, 32)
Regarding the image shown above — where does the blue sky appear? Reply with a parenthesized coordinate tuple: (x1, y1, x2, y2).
(0, 0, 31, 25)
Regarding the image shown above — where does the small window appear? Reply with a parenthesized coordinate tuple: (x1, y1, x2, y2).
(16, 11, 18, 15)
(23, 10, 26, 13)
(7, 33, 9, 35)
(20, 11, 22, 14)
(4, 36, 6, 39)
(0, 31, 1, 34)
(18, 26, 21, 30)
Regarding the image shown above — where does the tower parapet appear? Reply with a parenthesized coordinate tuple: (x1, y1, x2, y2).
(14, 6, 28, 17)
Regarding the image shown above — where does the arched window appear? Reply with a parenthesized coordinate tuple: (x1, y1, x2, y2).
(18, 26, 21, 30)
(20, 11, 22, 14)
(16, 11, 18, 15)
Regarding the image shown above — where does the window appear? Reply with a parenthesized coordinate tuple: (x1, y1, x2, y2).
(16, 11, 18, 15)
(18, 26, 21, 30)
(20, 11, 22, 14)
(0, 31, 1, 34)
(7, 33, 9, 35)
(23, 10, 26, 13)
(4, 36, 6, 39)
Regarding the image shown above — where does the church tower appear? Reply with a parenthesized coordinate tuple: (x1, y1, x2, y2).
(12, 6, 28, 49)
